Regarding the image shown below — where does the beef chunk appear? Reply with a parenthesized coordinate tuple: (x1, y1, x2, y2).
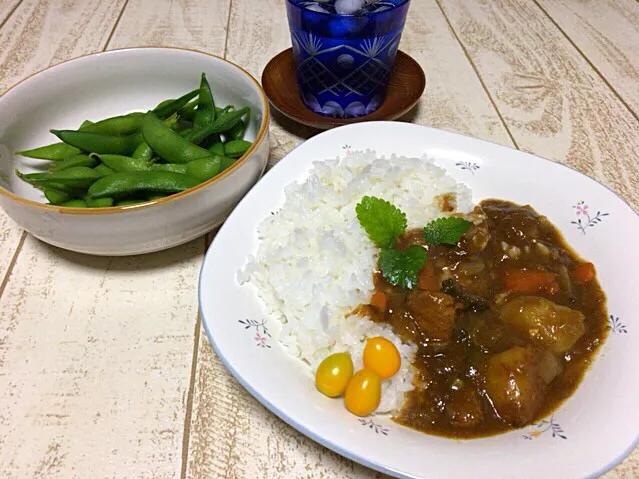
(406, 291, 457, 341)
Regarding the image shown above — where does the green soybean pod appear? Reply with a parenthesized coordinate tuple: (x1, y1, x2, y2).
(16, 142, 81, 161)
(131, 113, 179, 162)
(49, 154, 98, 172)
(150, 163, 188, 175)
(44, 187, 72, 205)
(94, 154, 153, 172)
(60, 199, 88, 208)
(94, 164, 115, 177)
(185, 156, 221, 182)
(80, 112, 145, 135)
(227, 120, 246, 141)
(40, 181, 82, 194)
(132, 142, 153, 161)
(201, 133, 221, 150)
(87, 171, 200, 199)
(184, 107, 250, 144)
(19, 166, 102, 189)
(85, 197, 114, 208)
(142, 112, 211, 163)
(51, 130, 143, 156)
(154, 99, 174, 111)
(194, 73, 216, 128)
(224, 140, 252, 158)
(208, 142, 225, 156)
(219, 156, 236, 172)
(153, 89, 200, 120)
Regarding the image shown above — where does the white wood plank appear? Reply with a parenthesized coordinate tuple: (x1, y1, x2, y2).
(108, 0, 230, 52)
(535, 0, 639, 116)
(0, 0, 126, 92)
(0, 235, 203, 478)
(438, 0, 639, 210)
(0, 0, 230, 477)
(0, 0, 22, 25)
(0, 215, 24, 290)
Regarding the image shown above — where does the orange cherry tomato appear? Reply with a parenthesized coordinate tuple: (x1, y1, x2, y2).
(363, 337, 401, 380)
(315, 352, 354, 398)
(344, 368, 381, 416)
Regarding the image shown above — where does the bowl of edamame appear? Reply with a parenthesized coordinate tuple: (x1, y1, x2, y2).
(0, 47, 270, 255)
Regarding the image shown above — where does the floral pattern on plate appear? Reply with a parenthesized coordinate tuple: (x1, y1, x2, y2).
(608, 315, 628, 334)
(523, 416, 567, 440)
(238, 319, 272, 348)
(359, 418, 389, 436)
(572, 201, 609, 234)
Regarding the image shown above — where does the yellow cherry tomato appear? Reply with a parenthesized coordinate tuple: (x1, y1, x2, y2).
(363, 337, 401, 380)
(315, 352, 354, 398)
(344, 368, 381, 416)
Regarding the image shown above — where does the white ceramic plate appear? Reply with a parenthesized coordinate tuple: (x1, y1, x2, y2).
(199, 122, 639, 479)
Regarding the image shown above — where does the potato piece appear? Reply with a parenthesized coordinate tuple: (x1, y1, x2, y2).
(484, 346, 549, 426)
(499, 296, 585, 354)
(538, 349, 563, 384)
(406, 291, 456, 341)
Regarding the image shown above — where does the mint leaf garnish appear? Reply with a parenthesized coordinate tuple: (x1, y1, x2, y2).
(423, 217, 472, 245)
(355, 196, 407, 248)
(379, 245, 427, 289)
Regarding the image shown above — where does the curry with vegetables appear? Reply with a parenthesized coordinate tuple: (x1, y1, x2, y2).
(361, 199, 608, 438)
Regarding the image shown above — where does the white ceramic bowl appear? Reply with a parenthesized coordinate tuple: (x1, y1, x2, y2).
(0, 47, 270, 256)
(199, 122, 639, 479)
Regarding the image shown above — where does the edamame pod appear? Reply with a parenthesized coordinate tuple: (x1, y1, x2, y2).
(44, 188, 72, 205)
(194, 73, 216, 128)
(153, 89, 200, 119)
(85, 197, 114, 208)
(142, 112, 211, 163)
(60, 199, 88, 208)
(87, 171, 199, 199)
(50, 154, 97, 172)
(94, 154, 153, 172)
(224, 139, 252, 158)
(186, 156, 221, 182)
(150, 163, 188, 175)
(208, 142, 225, 156)
(51, 130, 143, 156)
(16, 142, 81, 161)
(132, 142, 153, 161)
(80, 112, 144, 135)
(19, 166, 102, 189)
(94, 164, 115, 176)
(184, 107, 250, 144)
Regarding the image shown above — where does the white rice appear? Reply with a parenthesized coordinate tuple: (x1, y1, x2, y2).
(238, 150, 473, 413)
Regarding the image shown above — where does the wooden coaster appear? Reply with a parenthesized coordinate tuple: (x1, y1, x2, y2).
(261, 49, 426, 130)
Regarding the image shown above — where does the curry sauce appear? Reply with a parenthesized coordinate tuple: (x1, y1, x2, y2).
(361, 199, 608, 438)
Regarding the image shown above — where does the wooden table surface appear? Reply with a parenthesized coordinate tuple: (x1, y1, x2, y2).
(0, 1, 638, 477)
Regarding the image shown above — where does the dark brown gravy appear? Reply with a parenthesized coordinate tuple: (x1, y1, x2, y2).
(360, 199, 608, 439)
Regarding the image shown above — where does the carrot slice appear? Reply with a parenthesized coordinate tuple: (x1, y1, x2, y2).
(504, 268, 559, 294)
(370, 291, 387, 313)
(418, 262, 439, 291)
(574, 262, 596, 284)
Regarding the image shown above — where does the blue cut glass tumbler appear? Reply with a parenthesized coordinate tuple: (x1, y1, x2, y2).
(285, 0, 411, 118)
